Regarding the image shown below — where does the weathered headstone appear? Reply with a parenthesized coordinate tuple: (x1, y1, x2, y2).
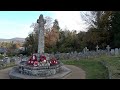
(115, 48, 119, 56)
(83, 47, 88, 54)
(6, 58, 10, 64)
(71, 51, 73, 54)
(83, 48, 85, 54)
(3, 57, 10, 64)
(96, 45, 99, 52)
(106, 45, 110, 54)
(110, 49, 115, 55)
(74, 51, 77, 54)
(19, 54, 23, 61)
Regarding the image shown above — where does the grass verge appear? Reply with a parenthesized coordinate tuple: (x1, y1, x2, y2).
(61, 57, 109, 79)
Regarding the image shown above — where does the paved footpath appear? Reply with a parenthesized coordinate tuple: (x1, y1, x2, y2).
(63, 65, 86, 79)
(0, 65, 86, 79)
(0, 67, 13, 79)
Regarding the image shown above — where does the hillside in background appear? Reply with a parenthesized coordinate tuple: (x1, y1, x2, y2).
(0, 37, 25, 43)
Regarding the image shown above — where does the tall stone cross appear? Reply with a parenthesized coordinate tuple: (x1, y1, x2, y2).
(96, 45, 99, 52)
(37, 14, 46, 55)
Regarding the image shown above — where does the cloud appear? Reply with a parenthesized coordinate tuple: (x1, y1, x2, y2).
(51, 11, 87, 32)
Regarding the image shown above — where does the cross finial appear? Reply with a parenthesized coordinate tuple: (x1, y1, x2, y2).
(96, 45, 99, 49)
(96, 45, 99, 52)
(106, 45, 110, 49)
(37, 14, 46, 27)
(106, 45, 110, 52)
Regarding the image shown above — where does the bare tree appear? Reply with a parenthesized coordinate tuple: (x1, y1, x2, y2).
(80, 11, 104, 28)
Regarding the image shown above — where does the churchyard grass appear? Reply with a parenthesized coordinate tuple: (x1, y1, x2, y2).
(99, 55, 120, 79)
(61, 55, 120, 79)
(0, 62, 16, 70)
(0, 54, 4, 59)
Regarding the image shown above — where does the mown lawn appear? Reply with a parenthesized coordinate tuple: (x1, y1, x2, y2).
(99, 56, 120, 79)
(0, 62, 16, 70)
(61, 56, 110, 79)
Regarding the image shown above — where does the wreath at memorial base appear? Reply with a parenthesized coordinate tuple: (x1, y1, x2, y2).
(39, 55, 47, 63)
(27, 54, 58, 67)
(50, 57, 58, 66)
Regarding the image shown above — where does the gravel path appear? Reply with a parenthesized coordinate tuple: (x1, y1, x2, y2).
(0, 67, 12, 79)
(0, 65, 86, 79)
(63, 65, 86, 79)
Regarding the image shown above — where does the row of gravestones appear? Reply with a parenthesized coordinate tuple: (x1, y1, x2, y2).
(53, 45, 120, 60)
(110, 48, 120, 56)
(0, 57, 13, 68)
(53, 50, 107, 60)
(0, 55, 29, 68)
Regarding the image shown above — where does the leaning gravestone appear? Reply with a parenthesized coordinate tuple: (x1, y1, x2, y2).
(9, 14, 71, 79)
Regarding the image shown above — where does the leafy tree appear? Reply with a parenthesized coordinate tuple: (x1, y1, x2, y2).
(109, 11, 120, 48)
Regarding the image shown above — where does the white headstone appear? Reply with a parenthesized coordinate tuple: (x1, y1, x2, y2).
(96, 45, 99, 52)
(106, 45, 110, 53)
(83, 47, 88, 54)
(110, 49, 115, 55)
(115, 48, 119, 56)
(5, 57, 10, 64)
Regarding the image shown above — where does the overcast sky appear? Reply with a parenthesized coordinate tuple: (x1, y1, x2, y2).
(0, 11, 88, 39)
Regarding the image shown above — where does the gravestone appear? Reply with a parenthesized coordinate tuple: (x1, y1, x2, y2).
(106, 45, 110, 55)
(6, 57, 10, 64)
(74, 51, 77, 54)
(3, 57, 10, 64)
(110, 49, 115, 55)
(83, 48, 85, 54)
(96, 45, 99, 52)
(115, 48, 119, 56)
(83, 47, 88, 54)
(19, 54, 23, 61)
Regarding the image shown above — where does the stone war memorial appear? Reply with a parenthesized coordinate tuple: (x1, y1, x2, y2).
(9, 14, 71, 79)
